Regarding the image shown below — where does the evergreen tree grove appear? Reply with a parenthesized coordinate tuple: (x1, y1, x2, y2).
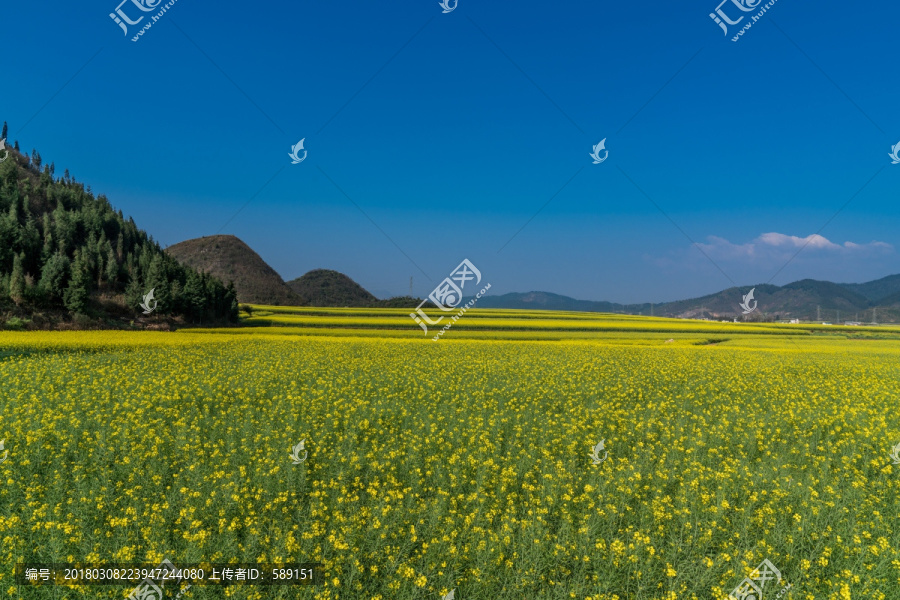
(0, 132, 237, 323)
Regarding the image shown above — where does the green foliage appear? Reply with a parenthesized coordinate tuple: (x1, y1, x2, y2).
(63, 250, 90, 313)
(0, 135, 238, 323)
(4, 316, 27, 330)
(9, 253, 25, 305)
(38, 252, 70, 302)
(104, 245, 119, 286)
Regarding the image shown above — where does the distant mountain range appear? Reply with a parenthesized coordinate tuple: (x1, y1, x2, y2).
(169, 234, 900, 322)
(468, 276, 900, 322)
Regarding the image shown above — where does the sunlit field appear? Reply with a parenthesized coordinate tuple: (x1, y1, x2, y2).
(1, 310, 899, 599)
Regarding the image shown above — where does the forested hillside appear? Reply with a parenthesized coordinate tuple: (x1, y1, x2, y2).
(0, 126, 237, 327)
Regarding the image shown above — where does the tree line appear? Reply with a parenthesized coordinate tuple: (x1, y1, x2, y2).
(0, 123, 238, 323)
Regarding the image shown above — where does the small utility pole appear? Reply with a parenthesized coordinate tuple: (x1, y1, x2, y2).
(837, 309, 840, 323)
(651, 303, 654, 317)
(409, 276, 413, 297)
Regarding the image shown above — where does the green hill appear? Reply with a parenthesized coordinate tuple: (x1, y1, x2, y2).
(0, 135, 237, 328)
(286, 269, 377, 307)
(166, 235, 305, 306)
(841, 274, 900, 303)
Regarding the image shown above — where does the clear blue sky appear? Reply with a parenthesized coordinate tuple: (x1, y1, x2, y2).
(3, 0, 898, 302)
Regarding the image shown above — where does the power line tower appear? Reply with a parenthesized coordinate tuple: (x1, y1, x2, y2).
(836, 309, 840, 323)
(873, 307, 877, 324)
(409, 276, 413, 297)
(817, 305, 821, 321)
(651, 303, 654, 317)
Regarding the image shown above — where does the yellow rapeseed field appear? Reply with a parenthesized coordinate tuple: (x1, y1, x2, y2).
(0, 315, 898, 599)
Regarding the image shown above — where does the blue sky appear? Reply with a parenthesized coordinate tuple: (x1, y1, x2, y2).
(2, 0, 898, 302)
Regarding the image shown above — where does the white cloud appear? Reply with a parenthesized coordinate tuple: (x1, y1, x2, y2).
(695, 232, 892, 260)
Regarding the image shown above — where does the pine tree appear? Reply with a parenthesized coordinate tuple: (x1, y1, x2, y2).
(105, 245, 118, 288)
(9, 253, 26, 305)
(182, 270, 205, 321)
(145, 254, 170, 313)
(39, 253, 71, 303)
(63, 250, 90, 314)
(125, 275, 143, 311)
(41, 214, 54, 263)
(1, 122, 7, 140)
(226, 281, 239, 321)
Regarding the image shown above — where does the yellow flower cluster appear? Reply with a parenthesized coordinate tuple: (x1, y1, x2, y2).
(0, 318, 897, 598)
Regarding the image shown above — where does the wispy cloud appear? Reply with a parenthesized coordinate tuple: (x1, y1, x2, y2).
(695, 232, 892, 260)
(649, 232, 895, 285)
